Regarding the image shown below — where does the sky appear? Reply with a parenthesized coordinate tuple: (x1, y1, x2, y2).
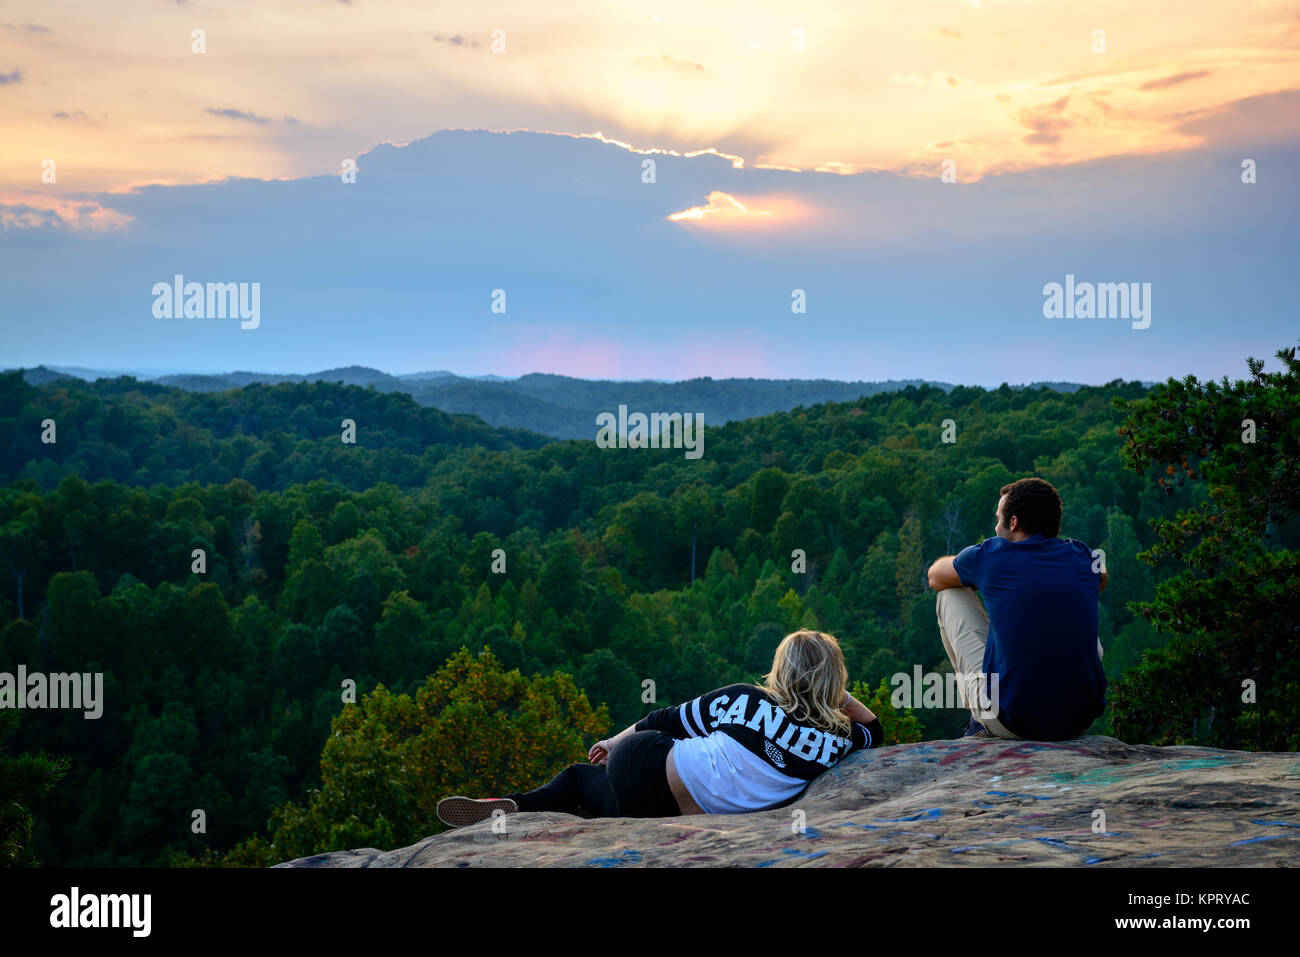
(1, 0, 1298, 385)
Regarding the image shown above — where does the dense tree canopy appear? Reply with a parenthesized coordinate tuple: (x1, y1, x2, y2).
(3, 356, 1294, 866)
(1110, 345, 1300, 749)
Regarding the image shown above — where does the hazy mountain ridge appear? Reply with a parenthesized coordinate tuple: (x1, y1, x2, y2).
(9, 365, 1154, 439)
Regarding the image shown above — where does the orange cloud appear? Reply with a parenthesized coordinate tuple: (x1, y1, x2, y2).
(1140, 70, 1212, 92)
(2, 0, 1297, 193)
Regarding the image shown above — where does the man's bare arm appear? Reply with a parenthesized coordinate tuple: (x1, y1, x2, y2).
(927, 556, 965, 591)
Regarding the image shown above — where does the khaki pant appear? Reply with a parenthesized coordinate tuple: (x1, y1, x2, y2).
(934, 587, 1021, 739)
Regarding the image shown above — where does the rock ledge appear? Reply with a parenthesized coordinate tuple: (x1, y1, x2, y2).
(276, 736, 1300, 867)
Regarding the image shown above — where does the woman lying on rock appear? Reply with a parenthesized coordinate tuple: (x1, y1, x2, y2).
(436, 629, 883, 826)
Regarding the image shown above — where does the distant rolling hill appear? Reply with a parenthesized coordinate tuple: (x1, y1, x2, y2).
(15, 366, 85, 387)
(10, 365, 1151, 439)
(431, 373, 956, 439)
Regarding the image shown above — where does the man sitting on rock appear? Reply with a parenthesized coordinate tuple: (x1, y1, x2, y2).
(926, 477, 1107, 740)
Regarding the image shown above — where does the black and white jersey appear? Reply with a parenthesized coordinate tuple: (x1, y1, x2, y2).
(635, 683, 882, 783)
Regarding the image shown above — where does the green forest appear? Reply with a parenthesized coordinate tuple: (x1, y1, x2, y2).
(19, 364, 957, 440)
(1, 345, 1296, 867)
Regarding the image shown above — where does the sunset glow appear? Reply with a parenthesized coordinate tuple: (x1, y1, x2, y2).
(1, 0, 1296, 197)
(665, 190, 820, 228)
(668, 191, 766, 222)
(2, 0, 1295, 387)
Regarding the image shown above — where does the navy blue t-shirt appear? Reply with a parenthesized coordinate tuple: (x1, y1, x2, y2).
(952, 534, 1106, 740)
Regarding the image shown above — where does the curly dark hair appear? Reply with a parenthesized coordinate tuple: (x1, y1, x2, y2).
(999, 477, 1062, 537)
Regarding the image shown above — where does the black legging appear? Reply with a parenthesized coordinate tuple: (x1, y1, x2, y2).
(506, 730, 681, 818)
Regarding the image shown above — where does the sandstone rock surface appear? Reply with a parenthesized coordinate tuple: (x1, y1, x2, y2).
(276, 736, 1300, 867)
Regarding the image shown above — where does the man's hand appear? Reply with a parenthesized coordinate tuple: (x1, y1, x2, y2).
(1099, 569, 1109, 593)
(927, 556, 965, 591)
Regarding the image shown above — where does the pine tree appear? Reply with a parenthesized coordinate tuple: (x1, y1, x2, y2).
(1111, 344, 1300, 749)
(894, 509, 927, 626)
(0, 709, 69, 866)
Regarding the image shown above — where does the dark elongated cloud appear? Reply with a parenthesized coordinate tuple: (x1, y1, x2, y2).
(0, 69, 21, 85)
(1140, 70, 1212, 91)
(204, 107, 270, 124)
(434, 34, 480, 48)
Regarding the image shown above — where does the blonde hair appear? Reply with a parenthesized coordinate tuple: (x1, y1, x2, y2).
(761, 629, 851, 737)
